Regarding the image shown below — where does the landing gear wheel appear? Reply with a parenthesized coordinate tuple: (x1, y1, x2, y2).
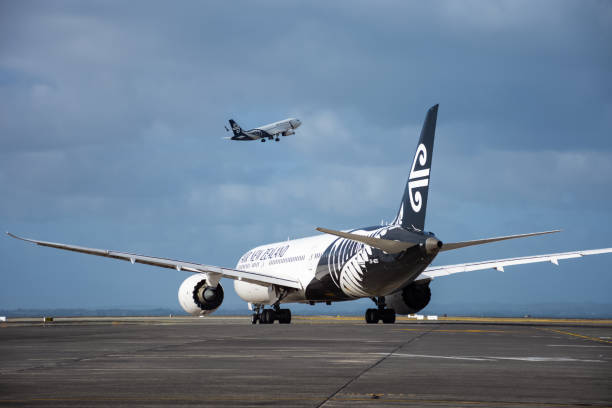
(260, 309, 275, 324)
(275, 138, 280, 142)
(278, 309, 291, 324)
(261, 139, 266, 142)
(251, 314, 259, 324)
(365, 308, 379, 324)
(382, 309, 396, 324)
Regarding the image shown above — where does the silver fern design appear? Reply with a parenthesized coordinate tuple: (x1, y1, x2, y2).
(325, 227, 390, 298)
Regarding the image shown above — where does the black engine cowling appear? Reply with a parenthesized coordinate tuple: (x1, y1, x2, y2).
(178, 274, 224, 315)
(385, 281, 431, 315)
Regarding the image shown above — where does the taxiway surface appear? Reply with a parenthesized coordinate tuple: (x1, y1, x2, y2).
(1, 316, 611, 407)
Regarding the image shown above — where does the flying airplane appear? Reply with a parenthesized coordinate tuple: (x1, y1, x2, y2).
(225, 117, 301, 142)
(8, 105, 612, 324)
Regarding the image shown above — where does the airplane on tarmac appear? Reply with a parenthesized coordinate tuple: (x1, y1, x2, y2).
(8, 105, 612, 324)
(225, 117, 301, 142)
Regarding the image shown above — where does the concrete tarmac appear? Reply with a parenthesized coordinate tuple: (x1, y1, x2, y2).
(1, 316, 611, 407)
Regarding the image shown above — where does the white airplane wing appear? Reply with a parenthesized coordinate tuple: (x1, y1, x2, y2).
(418, 247, 612, 280)
(6, 232, 302, 290)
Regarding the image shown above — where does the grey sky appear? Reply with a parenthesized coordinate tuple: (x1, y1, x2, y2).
(1, 1, 611, 313)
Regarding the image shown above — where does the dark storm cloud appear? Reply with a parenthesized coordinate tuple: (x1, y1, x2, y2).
(1, 0, 611, 310)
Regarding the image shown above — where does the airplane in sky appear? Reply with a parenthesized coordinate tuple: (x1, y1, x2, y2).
(8, 105, 612, 324)
(225, 117, 301, 142)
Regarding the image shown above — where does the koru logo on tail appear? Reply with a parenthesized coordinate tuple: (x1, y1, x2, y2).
(408, 143, 429, 212)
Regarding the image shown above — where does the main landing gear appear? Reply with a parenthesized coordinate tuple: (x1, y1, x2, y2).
(251, 304, 291, 324)
(365, 297, 396, 324)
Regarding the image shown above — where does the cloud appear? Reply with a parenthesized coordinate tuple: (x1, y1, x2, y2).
(1, 1, 611, 310)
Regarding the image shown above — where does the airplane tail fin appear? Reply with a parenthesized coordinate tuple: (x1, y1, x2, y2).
(392, 104, 439, 230)
(228, 119, 242, 136)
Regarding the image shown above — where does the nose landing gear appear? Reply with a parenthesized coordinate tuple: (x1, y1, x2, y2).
(365, 297, 396, 324)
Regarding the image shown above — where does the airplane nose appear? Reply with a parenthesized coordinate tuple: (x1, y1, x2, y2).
(291, 119, 301, 128)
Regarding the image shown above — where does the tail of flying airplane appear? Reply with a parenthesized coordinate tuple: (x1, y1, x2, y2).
(228, 119, 242, 136)
(393, 104, 438, 231)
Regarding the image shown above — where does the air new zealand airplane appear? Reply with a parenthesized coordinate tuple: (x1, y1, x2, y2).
(226, 117, 301, 142)
(9, 105, 612, 324)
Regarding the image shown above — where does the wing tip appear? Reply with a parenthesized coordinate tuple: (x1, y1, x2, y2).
(6, 232, 33, 243)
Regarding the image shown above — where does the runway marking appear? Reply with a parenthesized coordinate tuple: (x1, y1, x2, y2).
(436, 316, 612, 325)
(376, 353, 605, 363)
(378, 353, 492, 361)
(547, 344, 612, 348)
(543, 329, 612, 344)
(397, 328, 510, 333)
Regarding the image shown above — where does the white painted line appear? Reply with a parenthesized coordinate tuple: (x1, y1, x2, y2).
(548, 344, 611, 348)
(376, 353, 604, 363)
(426, 315, 438, 320)
(0, 316, 6, 322)
(493, 356, 604, 362)
(375, 353, 492, 361)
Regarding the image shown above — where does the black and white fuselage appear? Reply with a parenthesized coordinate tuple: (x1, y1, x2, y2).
(234, 225, 438, 305)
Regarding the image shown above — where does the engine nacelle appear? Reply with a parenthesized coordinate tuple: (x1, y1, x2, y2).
(178, 274, 224, 316)
(282, 129, 295, 136)
(386, 281, 431, 315)
(234, 280, 277, 305)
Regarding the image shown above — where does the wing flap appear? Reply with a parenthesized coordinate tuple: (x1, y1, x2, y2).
(419, 248, 612, 280)
(7, 232, 302, 289)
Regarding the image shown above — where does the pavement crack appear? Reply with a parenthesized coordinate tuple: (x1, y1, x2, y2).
(315, 325, 437, 408)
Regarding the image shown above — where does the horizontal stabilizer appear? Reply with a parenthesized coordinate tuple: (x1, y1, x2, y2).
(440, 230, 561, 252)
(316, 227, 417, 254)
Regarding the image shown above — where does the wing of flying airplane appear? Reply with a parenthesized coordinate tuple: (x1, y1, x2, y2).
(417, 247, 612, 280)
(6, 232, 302, 289)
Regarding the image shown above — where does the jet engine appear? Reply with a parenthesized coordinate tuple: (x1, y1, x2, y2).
(385, 281, 431, 315)
(282, 129, 295, 136)
(178, 274, 224, 315)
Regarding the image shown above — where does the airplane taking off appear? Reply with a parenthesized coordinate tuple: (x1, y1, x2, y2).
(8, 105, 612, 324)
(226, 117, 301, 142)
